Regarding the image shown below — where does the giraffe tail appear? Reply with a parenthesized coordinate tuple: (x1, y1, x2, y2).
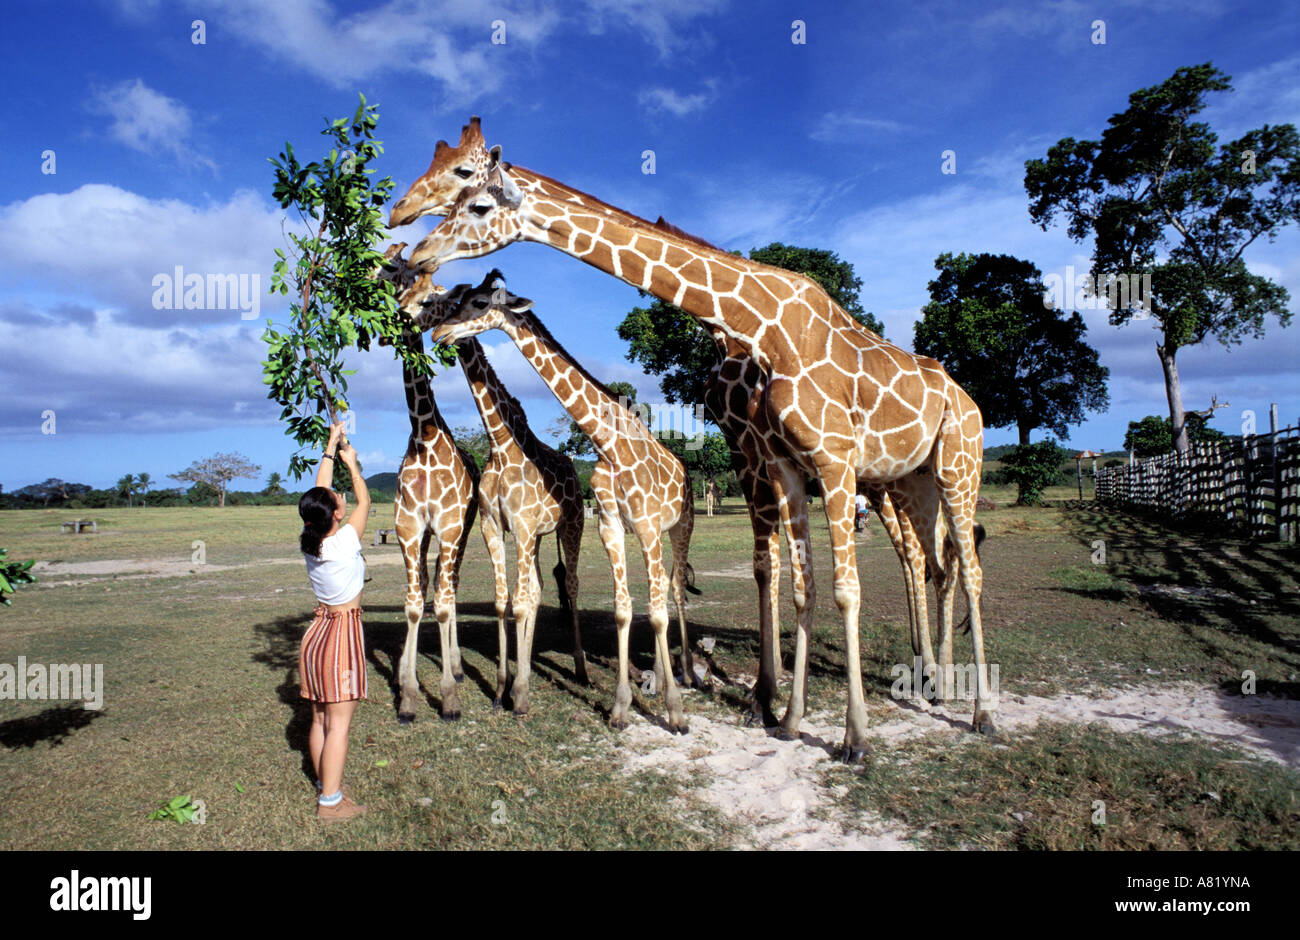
(553, 531, 571, 613)
(683, 561, 702, 595)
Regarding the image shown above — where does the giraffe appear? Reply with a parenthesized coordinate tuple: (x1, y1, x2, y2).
(389, 126, 978, 725)
(375, 245, 480, 723)
(407, 151, 993, 758)
(387, 122, 982, 722)
(452, 333, 587, 714)
(412, 271, 700, 734)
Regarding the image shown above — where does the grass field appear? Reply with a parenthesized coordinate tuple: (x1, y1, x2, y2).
(0, 485, 1296, 850)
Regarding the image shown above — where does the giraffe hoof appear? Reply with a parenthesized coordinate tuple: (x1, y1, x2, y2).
(776, 726, 799, 742)
(609, 717, 628, 732)
(974, 712, 998, 736)
(453, 672, 465, 684)
(492, 699, 503, 711)
(670, 722, 689, 735)
(841, 746, 870, 765)
(397, 713, 415, 726)
(440, 711, 460, 722)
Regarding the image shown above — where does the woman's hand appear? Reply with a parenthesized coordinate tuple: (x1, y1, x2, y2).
(328, 422, 346, 448)
(339, 442, 358, 467)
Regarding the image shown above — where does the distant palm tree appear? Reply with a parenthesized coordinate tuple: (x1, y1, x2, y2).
(116, 474, 136, 508)
(137, 472, 152, 507)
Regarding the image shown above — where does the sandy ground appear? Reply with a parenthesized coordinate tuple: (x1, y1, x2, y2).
(619, 681, 1300, 850)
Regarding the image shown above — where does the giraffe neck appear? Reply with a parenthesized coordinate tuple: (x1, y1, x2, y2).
(506, 167, 854, 374)
(498, 310, 643, 456)
(455, 337, 538, 457)
(399, 328, 453, 443)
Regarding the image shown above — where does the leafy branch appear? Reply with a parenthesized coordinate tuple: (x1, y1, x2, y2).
(261, 94, 447, 480)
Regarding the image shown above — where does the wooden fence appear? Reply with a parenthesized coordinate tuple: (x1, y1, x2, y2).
(1095, 425, 1299, 542)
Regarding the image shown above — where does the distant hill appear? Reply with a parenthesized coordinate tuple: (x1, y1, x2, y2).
(365, 472, 399, 493)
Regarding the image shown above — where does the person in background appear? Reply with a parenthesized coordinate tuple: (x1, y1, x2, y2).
(854, 490, 869, 533)
(296, 422, 370, 822)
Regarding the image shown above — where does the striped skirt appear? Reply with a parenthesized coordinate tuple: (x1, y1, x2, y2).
(299, 604, 368, 703)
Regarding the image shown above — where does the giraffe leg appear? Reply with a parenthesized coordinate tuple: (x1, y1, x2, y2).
(432, 529, 464, 721)
(668, 516, 697, 689)
(771, 463, 815, 742)
(934, 540, 959, 702)
(510, 525, 541, 716)
(822, 466, 870, 761)
(637, 519, 687, 734)
(934, 424, 994, 733)
(561, 522, 587, 685)
(744, 471, 781, 728)
(396, 528, 427, 723)
(447, 496, 477, 684)
(480, 509, 511, 708)
(595, 491, 634, 730)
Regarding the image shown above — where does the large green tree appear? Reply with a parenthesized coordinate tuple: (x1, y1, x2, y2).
(1123, 413, 1228, 458)
(658, 431, 734, 498)
(914, 251, 1110, 447)
(1025, 63, 1298, 453)
(618, 242, 884, 412)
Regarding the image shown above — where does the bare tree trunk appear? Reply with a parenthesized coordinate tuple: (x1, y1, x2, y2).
(1157, 342, 1189, 454)
(1018, 423, 1031, 447)
(219, 481, 226, 508)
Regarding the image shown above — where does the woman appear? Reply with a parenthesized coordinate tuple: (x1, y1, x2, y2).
(297, 422, 371, 822)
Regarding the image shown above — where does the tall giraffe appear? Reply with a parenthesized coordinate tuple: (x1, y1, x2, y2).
(408, 152, 993, 758)
(376, 245, 480, 722)
(389, 124, 977, 722)
(412, 272, 700, 734)
(387, 128, 956, 722)
(452, 333, 587, 713)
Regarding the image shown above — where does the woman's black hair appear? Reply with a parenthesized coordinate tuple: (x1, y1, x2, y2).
(298, 486, 338, 557)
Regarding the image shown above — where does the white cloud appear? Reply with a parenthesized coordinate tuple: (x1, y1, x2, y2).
(638, 82, 717, 117)
(583, 0, 729, 56)
(810, 112, 910, 142)
(0, 184, 295, 326)
(90, 78, 213, 170)
(197, 0, 563, 101)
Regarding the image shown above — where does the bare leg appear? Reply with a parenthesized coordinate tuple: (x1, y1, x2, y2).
(319, 699, 358, 797)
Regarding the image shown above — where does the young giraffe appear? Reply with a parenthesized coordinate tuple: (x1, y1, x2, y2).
(390, 126, 968, 724)
(376, 245, 479, 723)
(414, 272, 699, 734)
(450, 333, 588, 714)
(409, 151, 993, 758)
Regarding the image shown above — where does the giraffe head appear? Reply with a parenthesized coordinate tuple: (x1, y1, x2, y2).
(389, 116, 491, 227)
(409, 147, 525, 272)
(421, 269, 533, 346)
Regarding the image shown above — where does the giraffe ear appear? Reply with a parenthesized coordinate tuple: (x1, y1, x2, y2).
(505, 293, 533, 313)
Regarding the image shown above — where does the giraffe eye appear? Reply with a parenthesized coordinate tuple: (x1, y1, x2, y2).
(454, 167, 473, 179)
(470, 203, 492, 217)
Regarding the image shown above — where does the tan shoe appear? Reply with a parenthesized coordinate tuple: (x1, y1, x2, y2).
(317, 794, 367, 822)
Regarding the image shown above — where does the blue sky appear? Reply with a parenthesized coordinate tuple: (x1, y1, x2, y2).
(3, 0, 1298, 492)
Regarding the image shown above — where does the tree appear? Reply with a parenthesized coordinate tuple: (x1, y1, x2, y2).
(556, 381, 639, 457)
(1025, 62, 1298, 453)
(452, 424, 492, 470)
(618, 242, 885, 410)
(116, 474, 136, 508)
(659, 431, 733, 498)
(169, 453, 262, 508)
(996, 439, 1069, 506)
(263, 471, 285, 495)
(914, 251, 1110, 446)
(137, 472, 152, 507)
(261, 95, 452, 481)
(1124, 413, 1228, 458)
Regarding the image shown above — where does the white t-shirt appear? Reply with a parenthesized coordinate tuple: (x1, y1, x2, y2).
(304, 523, 366, 606)
(854, 494, 867, 512)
